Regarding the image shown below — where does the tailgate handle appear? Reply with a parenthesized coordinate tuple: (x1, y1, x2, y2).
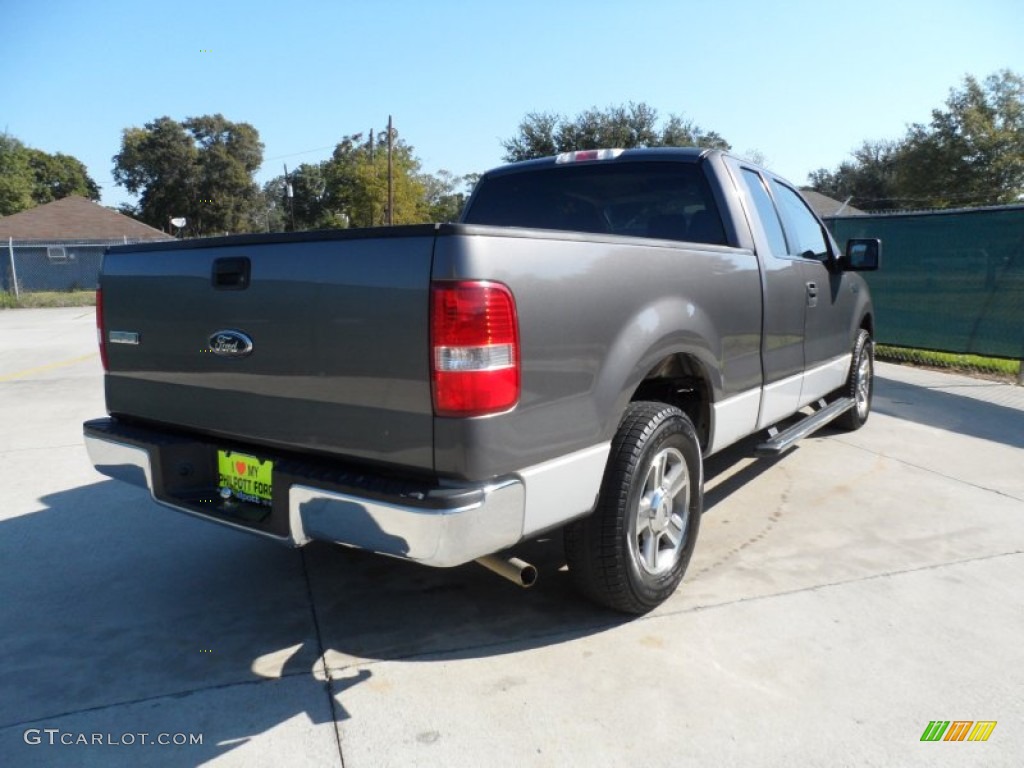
(212, 257, 250, 290)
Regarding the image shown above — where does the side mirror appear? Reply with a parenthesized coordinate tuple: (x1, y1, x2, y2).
(840, 238, 881, 271)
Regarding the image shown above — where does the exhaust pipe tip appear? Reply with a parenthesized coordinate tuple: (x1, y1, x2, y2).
(476, 555, 538, 589)
(518, 561, 539, 588)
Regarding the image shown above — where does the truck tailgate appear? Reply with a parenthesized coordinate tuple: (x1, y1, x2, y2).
(100, 229, 436, 470)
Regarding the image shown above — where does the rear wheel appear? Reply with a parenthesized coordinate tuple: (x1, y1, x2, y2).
(564, 402, 703, 614)
(835, 329, 874, 431)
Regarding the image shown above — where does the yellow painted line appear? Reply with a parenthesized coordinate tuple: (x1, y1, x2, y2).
(0, 352, 98, 382)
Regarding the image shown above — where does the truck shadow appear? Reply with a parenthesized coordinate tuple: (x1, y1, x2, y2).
(703, 436, 784, 514)
(872, 373, 1024, 449)
(3, 419, 884, 765)
(0, 480, 626, 766)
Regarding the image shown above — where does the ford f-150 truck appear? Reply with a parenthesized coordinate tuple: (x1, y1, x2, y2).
(84, 147, 880, 614)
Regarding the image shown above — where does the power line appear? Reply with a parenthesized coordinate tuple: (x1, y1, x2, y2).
(263, 145, 337, 162)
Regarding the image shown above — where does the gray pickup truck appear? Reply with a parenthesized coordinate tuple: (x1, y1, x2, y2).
(84, 147, 879, 614)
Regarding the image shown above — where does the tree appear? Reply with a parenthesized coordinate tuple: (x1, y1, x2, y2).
(263, 128, 455, 231)
(807, 140, 904, 211)
(262, 162, 337, 232)
(325, 130, 428, 227)
(0, 135, 34, 216)
(113, 117, 200, 233)
(898, 70, 1024, 208)
(810, 70, 1024, 211)
(658, 114, 730, 152)
(186, 115, 264, 235)
(112, 114, 264, 236)
(501, 102, 730, 162)
(0, 133, 100, 215)
(419, 169, 474, 222)
(26, 149, 100, 204)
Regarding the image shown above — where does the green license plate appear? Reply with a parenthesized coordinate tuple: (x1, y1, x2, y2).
(217, 450, 273, 506)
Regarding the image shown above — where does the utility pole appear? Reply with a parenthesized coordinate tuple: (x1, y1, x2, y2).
(387, 115, 394, 226)
(283, 163, 296, 232)
(368, 129, 375, 227)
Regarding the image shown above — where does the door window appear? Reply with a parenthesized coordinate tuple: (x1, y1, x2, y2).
(739, 169, 788, 256)
(769, 180, 830, 261)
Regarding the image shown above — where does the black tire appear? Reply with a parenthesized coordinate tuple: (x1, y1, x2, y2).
(564, 402, 703, 614)
(835, 329, 874, 431)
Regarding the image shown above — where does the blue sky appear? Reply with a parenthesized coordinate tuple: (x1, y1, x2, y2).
(3, 0, 1023, 209)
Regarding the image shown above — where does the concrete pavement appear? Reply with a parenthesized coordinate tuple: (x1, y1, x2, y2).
(1, 307, 1021, 766)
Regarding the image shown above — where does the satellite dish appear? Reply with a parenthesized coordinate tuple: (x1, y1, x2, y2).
(171, 217, 187, 228)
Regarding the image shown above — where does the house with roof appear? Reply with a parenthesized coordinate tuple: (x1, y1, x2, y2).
(1, 196, 171, 294)
(800, 190, 867, 218)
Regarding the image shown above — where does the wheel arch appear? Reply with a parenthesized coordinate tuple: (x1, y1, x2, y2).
(860, 311, 874, 338)
(627, 352, 715, 453)
(592, 296, 731, 456)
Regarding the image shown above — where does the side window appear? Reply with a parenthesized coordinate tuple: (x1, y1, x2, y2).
(769, 180, 830, 261)
(739, 169, 788, 256)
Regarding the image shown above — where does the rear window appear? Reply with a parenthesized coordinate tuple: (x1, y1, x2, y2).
(463, 161, 727, 245)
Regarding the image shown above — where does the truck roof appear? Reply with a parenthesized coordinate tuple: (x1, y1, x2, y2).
(485, 147, 714, 177)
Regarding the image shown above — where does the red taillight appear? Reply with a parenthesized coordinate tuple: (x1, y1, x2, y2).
(430, 281, 520, 417)
(96, 287, 108, 371)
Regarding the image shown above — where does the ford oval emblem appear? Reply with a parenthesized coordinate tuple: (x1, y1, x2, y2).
(208, 330, 253, 357)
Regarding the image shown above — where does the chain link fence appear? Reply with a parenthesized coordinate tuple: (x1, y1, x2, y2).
(828, 206, 1024, 385)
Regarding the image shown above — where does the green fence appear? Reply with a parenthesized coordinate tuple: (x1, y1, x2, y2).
(828, 206, 1024, 361)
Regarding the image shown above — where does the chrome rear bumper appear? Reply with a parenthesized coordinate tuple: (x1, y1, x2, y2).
(84, 420, 525, 568)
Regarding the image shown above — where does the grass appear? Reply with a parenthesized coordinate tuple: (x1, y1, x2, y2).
(0, 290, 96, 308)
(876, 344, 1021, 380)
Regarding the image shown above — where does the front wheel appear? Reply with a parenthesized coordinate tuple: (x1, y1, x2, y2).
(564, 402, 703, 614)
(835, 329, 874, 431)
